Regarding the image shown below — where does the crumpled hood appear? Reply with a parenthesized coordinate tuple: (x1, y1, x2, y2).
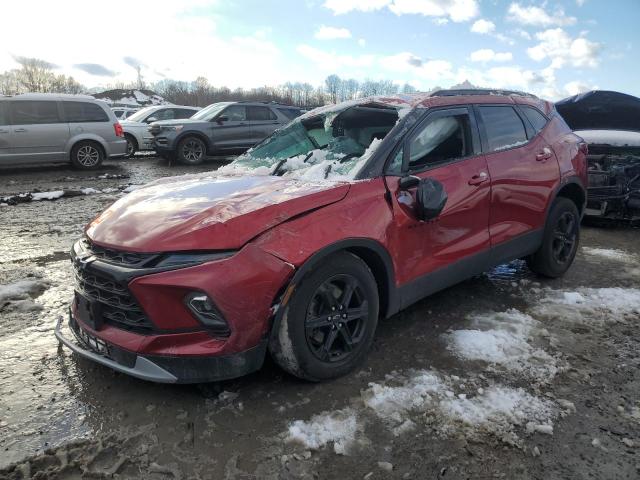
(86, 173, 350, 252)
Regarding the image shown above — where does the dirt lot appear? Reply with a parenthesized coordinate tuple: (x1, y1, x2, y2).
(0, 157, 639, 480)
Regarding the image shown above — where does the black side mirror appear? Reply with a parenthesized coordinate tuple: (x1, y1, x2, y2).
(216, 115, 228, 124)
(415, 178, 447, 221)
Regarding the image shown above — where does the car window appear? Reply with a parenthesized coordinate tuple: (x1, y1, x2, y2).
(247, 106, 276, 121)
(277, 107, 302, 120)
(151, 109, 175, 121)
(175, 109, 197, 119)
(478, 106, 528, 152)
(408, 113, 473, 171)
(0, 103, 8, 125)
(520, 106, 548, 134)
(10, 101, 61, 125)
(223, 105, 246, 121)
(63, 102, 109, 123)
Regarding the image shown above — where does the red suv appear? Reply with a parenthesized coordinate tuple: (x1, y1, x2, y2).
(56, 89, 587, 383)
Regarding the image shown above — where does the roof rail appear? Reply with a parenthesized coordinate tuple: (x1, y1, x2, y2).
(431, 88, 538, 99)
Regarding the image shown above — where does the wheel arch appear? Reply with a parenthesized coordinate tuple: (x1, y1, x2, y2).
(552, 177, 587, 217)
(69, 137, 106, 161)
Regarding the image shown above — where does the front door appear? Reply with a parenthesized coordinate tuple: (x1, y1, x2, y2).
(212, 105, 252, 150)
(9, 100, 69, 163)
(385, 107, 492, 308)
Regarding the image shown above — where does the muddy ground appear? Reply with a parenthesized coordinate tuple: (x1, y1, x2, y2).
(0, 156, 638, 480)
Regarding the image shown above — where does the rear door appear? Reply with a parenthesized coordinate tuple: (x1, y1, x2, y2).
(9, 100, 69, 163)
(385, 106, 492, 306)
(0, 102, 14, 164)
(247, 106, 280, 144)
(212, 105, 251, 150)
(475, 104, 559, 250)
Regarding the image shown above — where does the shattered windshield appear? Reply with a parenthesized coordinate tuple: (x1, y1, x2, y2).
(219, 102, 405, 181)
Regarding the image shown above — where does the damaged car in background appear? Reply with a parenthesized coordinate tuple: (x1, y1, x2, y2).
(557, 90, 640, 224)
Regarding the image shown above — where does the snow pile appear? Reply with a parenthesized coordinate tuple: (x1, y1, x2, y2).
(287, 408, 361, 455)
(94, 89, 168, 107)
(445, 309, 559, 382)
(0, 279, 49, 303)
(32, 190, 64, 201)
(534, 287, 640, 324)
(582, 247, 636, 262)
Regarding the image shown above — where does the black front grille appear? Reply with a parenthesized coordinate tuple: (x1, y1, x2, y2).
(73, 262, 154, 333)
(81, 238, 157, 267)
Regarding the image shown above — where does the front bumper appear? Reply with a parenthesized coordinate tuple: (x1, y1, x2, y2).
(55, 313, 268, 383)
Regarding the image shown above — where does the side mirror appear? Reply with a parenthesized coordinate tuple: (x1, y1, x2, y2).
(415, 177, 447, 221)
(146, 116, 158, 124)
(216, 115, 228, 124)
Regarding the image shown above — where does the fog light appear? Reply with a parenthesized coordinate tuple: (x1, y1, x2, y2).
(185, 292, 229, 335)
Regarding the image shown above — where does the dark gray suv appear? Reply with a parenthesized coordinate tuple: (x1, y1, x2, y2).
(150, 101, 302, 164)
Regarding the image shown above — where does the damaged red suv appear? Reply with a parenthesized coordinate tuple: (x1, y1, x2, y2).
(56, 89, 588, 383)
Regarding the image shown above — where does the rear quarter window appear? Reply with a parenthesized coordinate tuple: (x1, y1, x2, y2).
(478, 105, 528, 152)
(520, 106, 549, 134)
(63, 102, 109, 123)
(11, 101, 61, 125)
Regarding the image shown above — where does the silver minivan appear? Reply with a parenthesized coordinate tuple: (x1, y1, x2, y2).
(0, 93, 127, 169)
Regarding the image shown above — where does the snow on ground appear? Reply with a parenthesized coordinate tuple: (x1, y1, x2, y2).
(534, 287, 640, 324)
(444, 309, 560, 383)
(582, 247, 636, 262)
(287, 407, 362, 455)
(0, 279, 49, 303)
(32, 191, 64, 201)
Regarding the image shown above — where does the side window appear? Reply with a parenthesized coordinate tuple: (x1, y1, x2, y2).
(63, 102, 109, 123)
(277, 107, 301, 120)
(247, 106, 277, 121)
(223, 105, 246, 121)
(478, 106, 528, 152)
(0, 103, 8, 125)
(11, 101, 60, 125)
(520, 106, 548, 135)
(175, 109, 196, 119)
(151, 109, 176, 121)
(408, 113, 473, 171)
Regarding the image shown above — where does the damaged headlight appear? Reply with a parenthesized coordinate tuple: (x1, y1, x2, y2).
(154, 251, 235, 268)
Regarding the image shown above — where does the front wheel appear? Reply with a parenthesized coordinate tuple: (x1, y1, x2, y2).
(270, 252, 379, 381)
(527, 197, 580, 278)
(177, 136, 206, 165)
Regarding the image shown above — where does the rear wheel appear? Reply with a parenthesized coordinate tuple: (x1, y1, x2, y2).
(527, 197, 580, 278)
(270, 252, 379, 381)
(70, 141, 104, 169)
(177, 136, 206, 165)
(125, 135, 138, 158)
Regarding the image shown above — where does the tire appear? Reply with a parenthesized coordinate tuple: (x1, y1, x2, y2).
(527, 197, 580, 278)
(269, 252, 379, 381)
(70, 141, 104, 169)
(125, 135, 138, 158)
(177, 136, 206, 165)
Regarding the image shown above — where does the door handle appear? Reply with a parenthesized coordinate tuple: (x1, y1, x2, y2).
(468, 171, 489, 186)
(14, 128, 27, 133)
(536, 147, 553, 162)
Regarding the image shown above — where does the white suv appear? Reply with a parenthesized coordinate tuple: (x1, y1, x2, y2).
(120, 105, 200, 157)
(0, 93, 126, 169)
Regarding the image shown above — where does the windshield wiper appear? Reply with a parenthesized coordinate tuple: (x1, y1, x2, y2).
(271, 152, 314, 176)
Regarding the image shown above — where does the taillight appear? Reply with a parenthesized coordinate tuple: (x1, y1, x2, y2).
(578, 141, 588, 155)
(114, 122, 124, 137)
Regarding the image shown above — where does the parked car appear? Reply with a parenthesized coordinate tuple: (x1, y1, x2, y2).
(56, 89, 587, 383)
(111, 106, 139, 120)
(149, 101, 303, 164)
(120, 105, 200, 157)
(556, 90, 640, 223)
(0, 93, 126, 169)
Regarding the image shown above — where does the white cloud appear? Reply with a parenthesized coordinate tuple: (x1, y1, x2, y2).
(296, 44, 376, 71)
(470, 49, 513, 63)
(527, 29, 601, 68)
(314, 25, 352, 40)
(507, 3, 577, 27)
(471, 19, 495, 34)
(358, 38, 367, 47)
(564, 80, 594, 96)
(324, 0, 479, 22)
(378, 52, 453, 81)
(576, 0, 586, 6)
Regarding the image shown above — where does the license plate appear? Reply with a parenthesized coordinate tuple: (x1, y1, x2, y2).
(69, 313, 109, 356)
(75, 291, 103, 330)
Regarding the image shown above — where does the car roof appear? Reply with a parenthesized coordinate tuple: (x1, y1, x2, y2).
(1, 93, 96, 101)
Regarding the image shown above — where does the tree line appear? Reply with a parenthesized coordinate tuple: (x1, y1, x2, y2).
(0, 56, 419, 107)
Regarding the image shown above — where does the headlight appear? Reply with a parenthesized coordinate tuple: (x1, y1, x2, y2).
(184, 292, 229, 335)
(164, 125, 184, 132)
(154, 251, 235, 268)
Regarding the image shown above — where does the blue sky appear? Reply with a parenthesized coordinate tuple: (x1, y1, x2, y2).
(1, 0, 638, 100)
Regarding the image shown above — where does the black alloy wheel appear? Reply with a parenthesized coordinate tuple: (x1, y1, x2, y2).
(551, 211, 578, 264)
(178, 137, 206, 164)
